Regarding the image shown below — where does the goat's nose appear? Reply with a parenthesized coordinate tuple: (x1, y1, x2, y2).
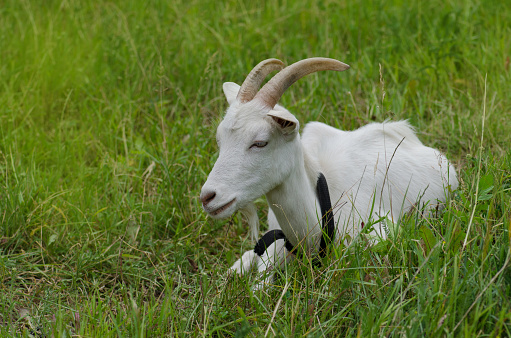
(200, 190, 216, 206)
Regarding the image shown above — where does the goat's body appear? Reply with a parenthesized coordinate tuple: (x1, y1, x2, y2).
(265, 120, 457, 253)
(200, 58, 458, 288)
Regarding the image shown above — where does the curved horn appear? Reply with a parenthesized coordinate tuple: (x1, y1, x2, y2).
(254, 57, 350, 108)
(236, 59, 286, 103)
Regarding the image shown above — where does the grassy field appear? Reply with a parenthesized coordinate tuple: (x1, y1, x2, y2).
(1, 0, 510, 336)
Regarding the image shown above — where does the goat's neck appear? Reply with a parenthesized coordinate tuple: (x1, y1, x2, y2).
(265, 142, 322, 249)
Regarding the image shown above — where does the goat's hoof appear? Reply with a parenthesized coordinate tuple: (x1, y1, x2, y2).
(228, 261, 245, 276)
(251, 283, 265, 291)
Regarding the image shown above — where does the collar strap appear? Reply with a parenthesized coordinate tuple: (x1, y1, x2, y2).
(316, 172, 335, 257)
(254, 229, 288, 256)
(253, 172, 334, 260)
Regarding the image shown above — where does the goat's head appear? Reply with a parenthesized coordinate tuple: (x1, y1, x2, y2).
(200, 58, 349, 219)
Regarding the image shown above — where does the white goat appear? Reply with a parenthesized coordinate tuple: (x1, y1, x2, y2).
(200, 58, 458, 286)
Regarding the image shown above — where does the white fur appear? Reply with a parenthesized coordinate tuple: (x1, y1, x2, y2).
(201, 81, 458, 288)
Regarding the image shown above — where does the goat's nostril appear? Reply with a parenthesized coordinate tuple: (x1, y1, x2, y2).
(201, 191, 216, 206)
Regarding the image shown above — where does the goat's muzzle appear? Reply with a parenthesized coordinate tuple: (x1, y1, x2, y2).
(200, 188, 237, 217)
(200, 190, 216, 207)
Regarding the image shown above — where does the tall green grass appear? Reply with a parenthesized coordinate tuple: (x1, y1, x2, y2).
(1, 0, 510, 336)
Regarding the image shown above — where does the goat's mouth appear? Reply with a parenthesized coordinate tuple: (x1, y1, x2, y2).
(209, 198, 236, 217)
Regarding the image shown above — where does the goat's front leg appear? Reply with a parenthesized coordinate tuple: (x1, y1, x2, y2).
(229, 249, 259, 275)
(252, 208, 295, 288)
(229, 207, 293, 284)
(253, 238, 294, 289)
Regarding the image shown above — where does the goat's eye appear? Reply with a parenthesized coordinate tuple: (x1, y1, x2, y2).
(250, 141, 268, 149)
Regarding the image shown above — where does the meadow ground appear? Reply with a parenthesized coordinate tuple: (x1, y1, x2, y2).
(1, 0, 510, 336)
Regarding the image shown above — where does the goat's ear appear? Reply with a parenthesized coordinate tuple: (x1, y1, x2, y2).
(223, 82, 240, 105)
(267, 110, 299, 135)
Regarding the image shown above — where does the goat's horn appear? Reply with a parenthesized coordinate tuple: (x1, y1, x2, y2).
(254, 57, 350, 108)
(237, 59, 286, 103)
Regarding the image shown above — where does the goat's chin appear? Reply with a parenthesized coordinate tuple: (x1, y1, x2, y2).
(208, 209, 234, 220)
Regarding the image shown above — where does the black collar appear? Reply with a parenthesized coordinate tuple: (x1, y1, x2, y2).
(254, 172, 334, 263)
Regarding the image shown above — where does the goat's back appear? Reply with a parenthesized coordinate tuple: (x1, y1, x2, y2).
(301, 120, 457, 236)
